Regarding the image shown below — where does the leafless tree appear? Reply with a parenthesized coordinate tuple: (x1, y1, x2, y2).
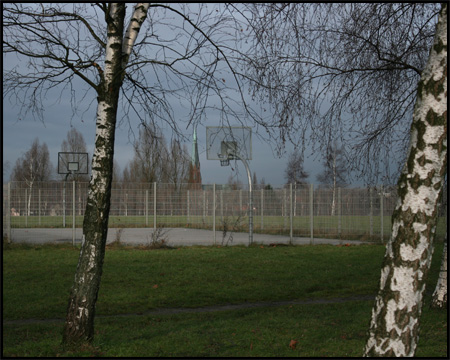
(242, 3, 446, 356)
(3, 3, 259, 345)
(316, 141, 348, 215)
(284, 148, 309, 185)
(111, 159, 121, 185)
(127, 125, 168, 183)
(242, 3, 441, 184)
(11, 138, 53, 215)
(124, 125, 192, 188)
(363, 5, 447, 356)
(60, 128, 90, 181)
(164, 139, 191, 187)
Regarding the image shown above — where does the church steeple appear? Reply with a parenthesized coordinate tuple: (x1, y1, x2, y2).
(191, 126, 200, 168)
(189, 126, 201, 187)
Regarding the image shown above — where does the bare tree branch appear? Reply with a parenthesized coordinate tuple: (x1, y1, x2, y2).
(241, 3, 440, 183)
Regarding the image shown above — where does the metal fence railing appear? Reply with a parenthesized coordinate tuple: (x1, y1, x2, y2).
(3, 181, 447, 245)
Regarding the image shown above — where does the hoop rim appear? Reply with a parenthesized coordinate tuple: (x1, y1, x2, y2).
(206, 126, 252, 160)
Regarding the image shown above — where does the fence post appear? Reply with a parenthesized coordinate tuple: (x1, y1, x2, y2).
(25, 188, 28, 227)
(294, 184, 298, 216)
(380, 185, 384, 244)
(63, 183, 67, 227)
(145, 189, 148, 227)
(289, 183, 293, 244)
(39, 189, 41, 226)
(283, 188, 287, 230)
(7, 182, 11, 243)
(213, 184, 216, 245)
(369, 187, 373, 238)
(338, 187, 341, 240)
(153, 182, 157, 230)
(310, 183, 314, 245)
(187, 190, 190, 225)
(220, 189, 223, 222)
(239, 190, 242, 215)
(72, 180, 76, 246)
(202, 190, 206, 223)
(261, 189, 264, 231)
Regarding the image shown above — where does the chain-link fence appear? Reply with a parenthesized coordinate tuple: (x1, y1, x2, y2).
(3, 181, 447, 245)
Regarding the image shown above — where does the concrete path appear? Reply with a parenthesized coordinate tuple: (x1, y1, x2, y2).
(9, 227, 372, 246)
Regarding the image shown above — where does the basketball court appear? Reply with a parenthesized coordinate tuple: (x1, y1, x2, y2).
(7, 130, 369, 247)
(9, 227, 370, 246)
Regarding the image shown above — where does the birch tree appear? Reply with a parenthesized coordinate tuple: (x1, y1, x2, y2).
(243, 3, 446, 356)
(363, 4, 446, 356)
(11, 138, 53, 215)
(284, 149, 309, 185)
(316, 141, 348, 216)
(3, 3, 258, 345)
(62, 3, 150, 344)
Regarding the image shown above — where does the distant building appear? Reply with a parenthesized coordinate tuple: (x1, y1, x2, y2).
(188, 127, 202, 188)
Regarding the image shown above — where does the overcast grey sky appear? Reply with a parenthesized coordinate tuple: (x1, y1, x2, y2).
(3, 3, 385, 187)
(2, 3, 334, 187)
(3, 91, 328, 187)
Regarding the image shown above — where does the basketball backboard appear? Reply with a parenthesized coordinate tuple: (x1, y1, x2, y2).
(58, 152, 88, 175)
(206, 126, 252, 161)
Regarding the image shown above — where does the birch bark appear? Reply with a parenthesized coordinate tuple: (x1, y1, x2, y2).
(363, 4, 447, 357)
(63, 3, 149, 345)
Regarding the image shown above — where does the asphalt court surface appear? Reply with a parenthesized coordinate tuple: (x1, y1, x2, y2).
(9, 227, 371, 246)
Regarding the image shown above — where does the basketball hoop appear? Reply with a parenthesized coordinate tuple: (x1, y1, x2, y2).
(206, 126, 254, 245)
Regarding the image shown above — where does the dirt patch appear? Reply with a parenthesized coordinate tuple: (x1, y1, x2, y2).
(4, 294, 375, 325)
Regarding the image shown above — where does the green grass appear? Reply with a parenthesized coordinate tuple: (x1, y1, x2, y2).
(3, 242, 447, 357)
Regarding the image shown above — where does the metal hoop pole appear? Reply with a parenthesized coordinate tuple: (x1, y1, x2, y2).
(232, 153, 253, 245)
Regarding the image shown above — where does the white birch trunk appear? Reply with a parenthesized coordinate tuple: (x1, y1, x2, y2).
(364, 4, 447, 357)
(431, 237, 447, 308)
(27, 182, 33, 216)
(63, 3, 149, 345)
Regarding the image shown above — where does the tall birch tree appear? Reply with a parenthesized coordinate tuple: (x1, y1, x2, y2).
(11, 138, 53, 215)
(3, 3, 259, 344)
(363, 4, 446, 356)
(242, 3, 446, 356)
(61, 4, 143, 343)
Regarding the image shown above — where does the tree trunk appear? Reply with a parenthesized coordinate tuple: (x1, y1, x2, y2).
(431, 236, 447, 308)
(363, 4, 447, 357)
(62, 4, 126, 345)
(27, 182, 33, 217)
(62, 3, 150, 345)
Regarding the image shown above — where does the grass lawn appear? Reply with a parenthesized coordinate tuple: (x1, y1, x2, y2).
(2, 241, 447, 357)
